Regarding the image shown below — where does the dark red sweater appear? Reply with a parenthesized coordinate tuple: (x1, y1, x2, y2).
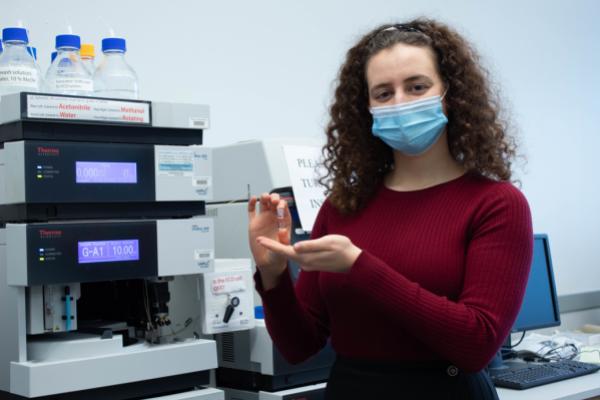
(255, 173, 533, 372)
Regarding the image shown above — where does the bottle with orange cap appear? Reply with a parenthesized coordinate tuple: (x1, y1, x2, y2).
(80, 43, 95, 75)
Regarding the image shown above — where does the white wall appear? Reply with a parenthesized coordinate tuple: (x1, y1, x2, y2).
(2, 0, 599, 295)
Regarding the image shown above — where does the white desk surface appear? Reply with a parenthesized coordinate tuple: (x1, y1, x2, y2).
(497, 369, 600, 400)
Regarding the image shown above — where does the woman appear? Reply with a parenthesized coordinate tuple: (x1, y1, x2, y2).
(248, 18, 533, 399)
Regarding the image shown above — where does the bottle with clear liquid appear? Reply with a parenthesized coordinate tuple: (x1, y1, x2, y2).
(80, 43, 95, 75)
(27, 46, 45, 91)
(0, 27, 41, 96)
(45, 34, 93, 96)
(26, 46, 37, 60)
(93, 38, 138, 99)
(47, 52, 57, 84)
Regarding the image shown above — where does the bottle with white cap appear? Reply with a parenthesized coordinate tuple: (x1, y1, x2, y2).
(45, 34, 93, 96)
(0, 27, 41, 96)
(93, 37, 138, 99)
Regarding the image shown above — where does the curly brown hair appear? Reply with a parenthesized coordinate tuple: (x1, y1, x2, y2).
(321, 18, 516, 215)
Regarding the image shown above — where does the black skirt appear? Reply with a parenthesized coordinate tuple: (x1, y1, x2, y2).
(325, 356, 499, 400)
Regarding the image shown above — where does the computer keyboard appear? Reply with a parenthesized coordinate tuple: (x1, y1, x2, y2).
(490, 359, 600, 389)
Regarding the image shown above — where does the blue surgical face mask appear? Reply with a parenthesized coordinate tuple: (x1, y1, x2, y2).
(370, 94, 448, 156)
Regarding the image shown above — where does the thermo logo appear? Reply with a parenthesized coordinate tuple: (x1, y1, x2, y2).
(36, 146, 60, 156)
(39, 229, 62, 239)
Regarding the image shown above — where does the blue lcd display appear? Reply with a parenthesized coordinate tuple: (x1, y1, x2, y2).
(78, 239, 140, 264)
(75, 161, 137, 184)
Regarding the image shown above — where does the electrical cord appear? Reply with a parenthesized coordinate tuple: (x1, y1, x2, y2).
(509, 331, 527, 348)
(502, 331, 528, 358)
(507, 332, 582, 362)
(539, 343, 579, 361)
(512, 343, 580, 362)
(158, 316, 199, 339)
(142, 280, 153, 330)
(506, 331, 600, 364)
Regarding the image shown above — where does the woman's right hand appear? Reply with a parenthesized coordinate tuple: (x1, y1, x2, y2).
(248, 193, 291, 289)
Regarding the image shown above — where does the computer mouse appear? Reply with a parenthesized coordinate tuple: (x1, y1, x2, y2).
(516, 350, 546, 362)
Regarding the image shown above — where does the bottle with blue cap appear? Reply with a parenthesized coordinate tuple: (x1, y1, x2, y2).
(93, 37, 138, 99)
(47, 52, 57, 84)
(26, 46, 37, 60)
(44, 34, 93, 96)
(0, 27, 41, 96)
(26, 46, 44, 90)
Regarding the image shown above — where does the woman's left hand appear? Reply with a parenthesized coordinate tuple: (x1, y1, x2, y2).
(256, 234, 362, 273)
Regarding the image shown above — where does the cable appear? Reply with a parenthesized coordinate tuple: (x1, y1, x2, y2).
(509, 331, 527, 348)
(509, 332, 581, 362)
(142, 280, 153, 329)
(158, 316, 198, 339)
(540, 343, 579, 361)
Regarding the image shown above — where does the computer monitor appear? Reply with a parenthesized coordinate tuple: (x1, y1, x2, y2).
(511, 234, 561, 333)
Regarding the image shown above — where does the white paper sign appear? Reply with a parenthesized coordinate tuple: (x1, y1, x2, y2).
(157, 148, 194, 177)
(0, 66, 39, 89)
(211, 274, 246, 295)
(53, 78, 94, 92)
(26, 94, 150, 124)
(198, 260, 255, 334)
(283, 145, 327, 232)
